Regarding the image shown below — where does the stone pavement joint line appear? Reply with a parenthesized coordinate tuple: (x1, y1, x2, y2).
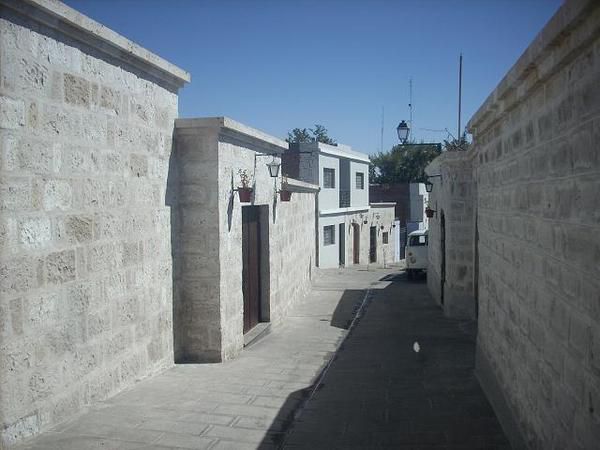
(12, 267, 397, 450)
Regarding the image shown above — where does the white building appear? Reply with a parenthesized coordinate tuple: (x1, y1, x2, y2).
(284, 142, 396, 269)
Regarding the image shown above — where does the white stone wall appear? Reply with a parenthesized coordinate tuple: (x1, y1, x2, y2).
(0, 2, 186, 445)
(427, 1, 600, 448)
(426, 153, 476, 319)
(174, 118, 317, 363)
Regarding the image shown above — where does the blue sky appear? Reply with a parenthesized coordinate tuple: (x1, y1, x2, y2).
(64, 0, 561, 155)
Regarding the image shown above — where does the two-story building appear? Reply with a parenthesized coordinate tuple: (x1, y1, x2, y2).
(284, 142, 397, 269)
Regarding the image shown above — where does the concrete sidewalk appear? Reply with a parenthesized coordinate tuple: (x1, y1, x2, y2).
(13, 266, 398, 450)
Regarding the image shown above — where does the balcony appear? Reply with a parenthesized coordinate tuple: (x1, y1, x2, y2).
(339, 190, 351, 208)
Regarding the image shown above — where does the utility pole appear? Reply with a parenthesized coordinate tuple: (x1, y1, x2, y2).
(458, 53, 463, 140)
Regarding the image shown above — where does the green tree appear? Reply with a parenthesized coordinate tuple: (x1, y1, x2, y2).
(370, 143, 442, 184)
(286, 124, 336, 145)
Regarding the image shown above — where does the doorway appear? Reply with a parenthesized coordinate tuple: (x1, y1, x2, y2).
(440, 211, 446, 306)
(242, 206, 261, 333)
(338, 223, 345, 267)
(369, 226, 377, 263)
(352, 223, 360, 264)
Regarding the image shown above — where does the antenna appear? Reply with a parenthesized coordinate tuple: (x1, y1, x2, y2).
(380, 106, 384, 152)
(409, 78, 413, 141)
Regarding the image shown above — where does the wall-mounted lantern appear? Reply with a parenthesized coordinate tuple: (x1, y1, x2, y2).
(425, 174, 442, 193)
(266, 156, 281, 178)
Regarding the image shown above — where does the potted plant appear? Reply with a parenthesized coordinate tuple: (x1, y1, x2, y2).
(425, 206, 436, 218)
(279, 174, 292, 202)
(237, 169, 253, 203)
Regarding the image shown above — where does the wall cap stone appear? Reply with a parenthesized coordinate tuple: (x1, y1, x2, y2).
(370, 202, 397, 208)
(176, 117, 288, 153)
(3, 0, 190, 89)
(467, 0, 599, 134)
(293, 141, 371, 164)
(284, 178, 319, 193)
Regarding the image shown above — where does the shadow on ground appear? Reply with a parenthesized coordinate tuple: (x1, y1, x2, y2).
(258, 271, 510, 450)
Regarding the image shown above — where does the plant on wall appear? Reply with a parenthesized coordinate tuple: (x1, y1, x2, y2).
(237, 169, 253, 202)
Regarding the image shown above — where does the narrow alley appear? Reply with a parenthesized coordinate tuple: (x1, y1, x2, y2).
(14, 266, 508, 450)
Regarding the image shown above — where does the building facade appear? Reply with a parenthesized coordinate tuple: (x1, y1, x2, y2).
(426, 1, 600, 448)
(284, 142, 396, 269)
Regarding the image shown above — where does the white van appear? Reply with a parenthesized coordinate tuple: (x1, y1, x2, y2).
(405, 229, 428, 279)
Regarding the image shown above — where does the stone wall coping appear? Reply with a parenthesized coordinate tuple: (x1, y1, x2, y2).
(4, 0, 190, 88)
(283, 178, 319, 193)
(467, 0, 598, 134)
(369, 202, 397, 208)
(320, 206, 370, 216)
(295, 141, 371, 164)
(175, 117, 288, 153)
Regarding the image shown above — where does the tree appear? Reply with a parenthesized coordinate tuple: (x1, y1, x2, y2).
(286, 124, 336, 145)
(370, 143, 442, 184)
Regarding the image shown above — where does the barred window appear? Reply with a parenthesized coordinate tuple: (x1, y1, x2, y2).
(355, 172, 364, 189)
(323, 225, 335, 245)
(383, 232, 389, 244)
(323, 168, 335, 188)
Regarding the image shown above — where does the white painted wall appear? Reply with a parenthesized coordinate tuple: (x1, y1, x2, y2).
(350, 160, 369, 207)
(319, 215, 344, 268)
(318, 154, 339, 210)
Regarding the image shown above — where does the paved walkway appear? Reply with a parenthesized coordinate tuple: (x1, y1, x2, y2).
(14, 267, 509, 450)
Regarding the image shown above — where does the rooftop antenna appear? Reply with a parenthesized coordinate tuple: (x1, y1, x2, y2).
(409, 78, 413, 142)
(380, 106, 385, 152)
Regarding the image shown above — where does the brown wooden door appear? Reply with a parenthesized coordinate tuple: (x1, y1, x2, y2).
(369, 226, 377, 263)
(242, 206, 261, 333)
(352, 223, 360, 264)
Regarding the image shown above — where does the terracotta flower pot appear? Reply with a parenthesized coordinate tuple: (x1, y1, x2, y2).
(280, 190, 292, 202)
(238, 187, 253, 203)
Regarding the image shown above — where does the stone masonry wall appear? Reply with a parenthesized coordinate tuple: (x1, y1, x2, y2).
(427, 1, 600, 448)
(174, 118, 317, 363)
(426, 152, 476, 319)
(0, 1, 187, 445)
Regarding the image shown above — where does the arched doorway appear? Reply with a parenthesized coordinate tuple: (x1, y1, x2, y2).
(440, 211, 446, 306)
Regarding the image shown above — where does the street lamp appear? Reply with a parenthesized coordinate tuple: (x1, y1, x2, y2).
(396, 120, 410, 144)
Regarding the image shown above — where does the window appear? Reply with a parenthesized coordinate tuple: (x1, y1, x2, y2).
(355, 172, 364, 189)
(323, 168, 335, 188)
(323, 225, 335, 245)
(383, 232, 389, 244)
(408, 235, 428, 246)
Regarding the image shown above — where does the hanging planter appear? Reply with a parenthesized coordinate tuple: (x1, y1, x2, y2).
(237, 169, 253, 203)
(425, 206, 436, 218)
(238, 187, 253, 203)
(280, 190, 292, 202)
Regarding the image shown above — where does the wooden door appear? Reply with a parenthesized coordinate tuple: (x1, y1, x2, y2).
(369, 226, 377, 263)
(352, 223, 360, 264)
(338, 223, 345, 266)
(242, 206, 261, 333)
